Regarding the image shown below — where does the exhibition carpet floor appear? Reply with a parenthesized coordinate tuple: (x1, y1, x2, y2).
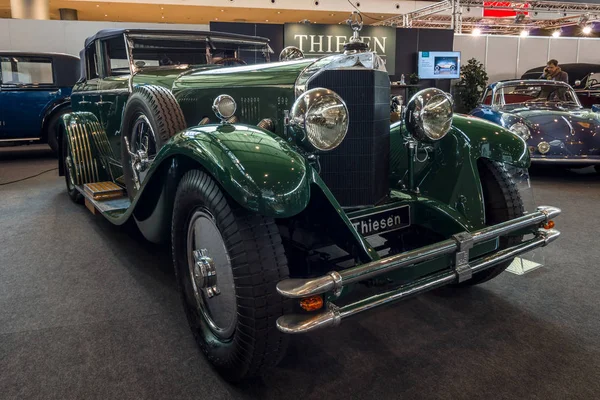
(1, 145, 599, 400)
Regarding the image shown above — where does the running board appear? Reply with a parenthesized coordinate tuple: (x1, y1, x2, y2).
(76, 182, 130, 216)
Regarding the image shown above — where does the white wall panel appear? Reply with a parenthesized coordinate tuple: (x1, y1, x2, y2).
(485, 36, 519, 82)
(0, 19, 210, 57)
(7, 20, 67, 53)
(577, 39, 600, 63)
(548, 38, 578, 64)
(0, 20, 11, 50)
(453, 35, 486, 67)
(517, 37, 549, 77)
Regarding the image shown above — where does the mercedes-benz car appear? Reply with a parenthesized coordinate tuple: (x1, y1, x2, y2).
(471, 79, 600, 170)
(58, 21, 561, 381)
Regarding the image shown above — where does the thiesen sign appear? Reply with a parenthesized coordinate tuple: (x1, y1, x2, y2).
(284, 23, 396, 75)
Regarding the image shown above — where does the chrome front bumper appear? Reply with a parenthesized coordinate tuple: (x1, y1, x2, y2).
(275, 206, 561, 334)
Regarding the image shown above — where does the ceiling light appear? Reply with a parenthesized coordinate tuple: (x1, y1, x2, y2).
(277, 11, 281, 14)
(520, 29, 529, 37)
(472, 28, 482, 36)
(265, 19, 269, 22)
(329, 13, 334, 16)
(583, 25, 592, 34)
(161, 16, 164, 19)
(220, 9, 224, 12)
(96, 4, 99, 7)
(552, 30, 561, 37)
(160, 6, 164, 10)
(104, 14, 107, 17)
(215, 17, 218, 21)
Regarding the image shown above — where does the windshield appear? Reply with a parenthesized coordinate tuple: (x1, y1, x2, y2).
(128, 34, 271, 69)
(585, 72, 600, 89)
(494, 84, 580, 106)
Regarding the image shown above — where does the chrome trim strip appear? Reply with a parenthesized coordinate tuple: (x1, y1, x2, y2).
(276, 206, 561, 299)
(531, 157, 600, 164)
(276, 229, 561, 334)
(0, 137, 41, 142)
(73, 89, 129, 96)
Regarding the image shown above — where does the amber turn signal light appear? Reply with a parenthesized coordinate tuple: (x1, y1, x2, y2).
(544, 220, 555, 229)
(299, 295, 324, 312)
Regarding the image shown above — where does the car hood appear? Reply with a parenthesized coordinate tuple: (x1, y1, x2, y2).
(501, 104, 600, 139)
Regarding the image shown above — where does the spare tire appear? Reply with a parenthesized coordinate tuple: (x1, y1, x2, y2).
(121, 85, 187, 199)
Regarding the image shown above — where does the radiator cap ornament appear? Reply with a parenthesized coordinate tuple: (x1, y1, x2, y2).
(344, 12, 369, 53)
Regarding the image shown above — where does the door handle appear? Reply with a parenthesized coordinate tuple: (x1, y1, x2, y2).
(78, 100, 91, 105)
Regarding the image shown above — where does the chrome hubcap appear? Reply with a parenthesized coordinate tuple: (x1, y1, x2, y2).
(186, 210, 237, 340)
(125, 114, 155, 189)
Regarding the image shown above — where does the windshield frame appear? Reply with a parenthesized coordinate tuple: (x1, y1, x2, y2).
(123, 32, 272, 73)
(491, 82, 581, 108)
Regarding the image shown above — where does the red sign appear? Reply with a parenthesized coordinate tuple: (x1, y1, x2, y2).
(483, 1, 530, 18)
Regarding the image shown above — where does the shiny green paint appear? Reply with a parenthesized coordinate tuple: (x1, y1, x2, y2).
(389, 113, 529, 230)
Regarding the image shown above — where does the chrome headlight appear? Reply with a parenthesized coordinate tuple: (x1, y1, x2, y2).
(405, 88, 453, 141)
(212, 95, 236, 122)
(289, 87, 349, 152)
(509, 122, 531, 140)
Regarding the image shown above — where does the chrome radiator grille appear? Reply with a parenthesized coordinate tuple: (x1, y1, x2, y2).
(307, 69, 390, 206)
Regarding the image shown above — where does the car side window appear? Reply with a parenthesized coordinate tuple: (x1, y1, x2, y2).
(482, 91, 492, 105)
(0, 56, 54, 85)
(103, 37, 130, 76)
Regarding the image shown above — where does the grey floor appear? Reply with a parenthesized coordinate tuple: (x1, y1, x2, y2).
(1, 145, 599, 400)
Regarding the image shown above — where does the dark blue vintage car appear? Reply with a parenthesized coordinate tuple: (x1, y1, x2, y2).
(0, 52, 79, 153)
(471, 79, 600, 171)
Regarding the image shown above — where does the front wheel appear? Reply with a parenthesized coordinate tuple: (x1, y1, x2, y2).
(171, 170, 291, 381)
(456, 159, 524, 286)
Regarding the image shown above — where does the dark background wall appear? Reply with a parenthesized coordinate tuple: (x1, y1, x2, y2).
(211, 22, 455, 92)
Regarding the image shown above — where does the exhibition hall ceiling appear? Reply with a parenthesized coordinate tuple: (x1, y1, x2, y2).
(0, 0, 399, 23)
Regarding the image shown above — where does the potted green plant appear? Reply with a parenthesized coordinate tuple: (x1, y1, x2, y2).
(455, 58, 488, 113)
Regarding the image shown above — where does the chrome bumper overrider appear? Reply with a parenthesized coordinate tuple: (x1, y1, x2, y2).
(275, 206, 561, 334)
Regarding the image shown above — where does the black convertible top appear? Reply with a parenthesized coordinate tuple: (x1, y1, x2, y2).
(83, 29, 270, 48)
(521, 63, 600, 86)
(79, 29, 271, 80)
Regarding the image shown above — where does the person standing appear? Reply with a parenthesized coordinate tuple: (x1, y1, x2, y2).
(540, 59, 569, 83)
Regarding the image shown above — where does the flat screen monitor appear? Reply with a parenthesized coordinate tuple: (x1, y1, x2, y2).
(418, 51, 461, 79)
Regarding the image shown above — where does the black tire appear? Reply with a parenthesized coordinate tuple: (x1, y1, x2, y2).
(46, 107, 70, 155)
(172, 170, 291, 381)
(594, 165, 600, 174)
(121, 85, 186, 199)
(62, 134, 83, 204)
(456, 159, 524, 286)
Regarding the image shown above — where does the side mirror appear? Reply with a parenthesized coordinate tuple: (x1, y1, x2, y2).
(592, 104, 600, 113)
(279, 46, 304, 62)
(574, 80, 582, 87)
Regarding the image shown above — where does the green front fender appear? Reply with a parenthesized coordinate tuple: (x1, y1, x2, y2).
(451, 113, 530, 168)
(390, 114, 529, 230)
(149, 123, 311, 218)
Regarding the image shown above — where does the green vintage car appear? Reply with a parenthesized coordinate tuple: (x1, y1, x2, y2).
(59, 25, 561, 381)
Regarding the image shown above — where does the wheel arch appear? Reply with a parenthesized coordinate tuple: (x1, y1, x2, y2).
(132, 125, 313, 241)
(41, 99, 71, 144)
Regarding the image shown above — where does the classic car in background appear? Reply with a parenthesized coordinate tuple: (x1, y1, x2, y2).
(521, 63, 600, 108)
(59, 19, 560, 381)
(573, 71, 600, 109)
(471, 80, 600, 170)
(0, 52, 79, 153)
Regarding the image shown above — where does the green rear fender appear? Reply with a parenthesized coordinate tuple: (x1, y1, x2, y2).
(150, 123, 311, 218)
